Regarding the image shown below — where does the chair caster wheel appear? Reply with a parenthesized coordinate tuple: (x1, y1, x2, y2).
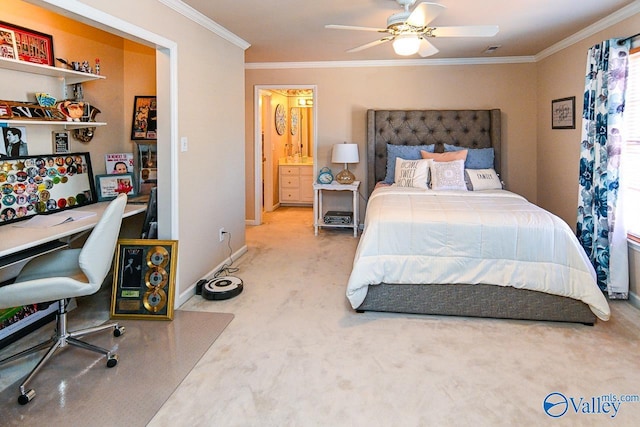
(18, 389, 35, 405)
(113, 326, 125, 337)
(106, 355, 118, 368)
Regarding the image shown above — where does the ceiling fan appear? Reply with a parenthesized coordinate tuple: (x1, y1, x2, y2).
(325, 0, 499, 57)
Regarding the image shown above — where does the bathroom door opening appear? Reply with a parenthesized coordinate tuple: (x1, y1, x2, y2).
(253, 85, 317, 226)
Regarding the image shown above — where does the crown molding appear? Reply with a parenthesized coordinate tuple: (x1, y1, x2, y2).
(158, 0, 638, 67)
(535, 1, 640, 61)
(245, 56, 536, 70)
(157, 0, 250, 50)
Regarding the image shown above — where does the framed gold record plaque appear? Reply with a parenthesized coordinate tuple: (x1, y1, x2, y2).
(110, 239, 178, 320)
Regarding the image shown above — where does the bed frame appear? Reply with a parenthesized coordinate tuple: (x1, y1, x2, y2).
(356, 109, 596, 324)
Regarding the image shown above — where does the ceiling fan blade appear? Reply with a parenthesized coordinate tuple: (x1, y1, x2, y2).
(418, 38, 439, 57)
(431, 25, 499, 37)
(346, 37, 393, 53)
(407, 2, 446, 27)
(325, 24, 389, 33)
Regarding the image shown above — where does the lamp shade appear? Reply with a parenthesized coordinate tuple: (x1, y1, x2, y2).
(393, 34, 420, 56)
(331, 143, 359, 164)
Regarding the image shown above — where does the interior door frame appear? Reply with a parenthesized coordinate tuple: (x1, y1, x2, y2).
(252, 84, 317, 225)
(34, 0, 178, 242)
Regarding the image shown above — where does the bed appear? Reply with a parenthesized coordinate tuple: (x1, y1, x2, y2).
(347, 109, 609, 324)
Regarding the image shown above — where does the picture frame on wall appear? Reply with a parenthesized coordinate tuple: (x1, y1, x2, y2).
(131, 96, 157, 140)
(52, 130, 70, 154)
(0, 21, 54, 66)
(95, 173, 136, 201)
(0, 26, 19, 60)
(111, 239, 178, 320)
(551, 96, 576, 129)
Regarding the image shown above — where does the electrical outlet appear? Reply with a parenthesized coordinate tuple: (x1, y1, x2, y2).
(219, 227, 225, 242)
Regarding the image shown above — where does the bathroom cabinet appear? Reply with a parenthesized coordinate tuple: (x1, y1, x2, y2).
(279, 164, 313, 205)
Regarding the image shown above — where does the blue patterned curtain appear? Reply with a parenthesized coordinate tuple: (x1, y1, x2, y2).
(577, 38, 630, 299)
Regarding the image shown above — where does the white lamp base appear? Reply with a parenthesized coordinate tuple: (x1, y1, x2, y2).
(335, 168, 355, 184)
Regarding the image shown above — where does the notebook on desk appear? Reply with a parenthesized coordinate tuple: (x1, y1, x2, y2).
(13, 210, 97, 229)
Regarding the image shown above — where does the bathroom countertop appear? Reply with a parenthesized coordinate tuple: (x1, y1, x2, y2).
(279, 157, 314, 166)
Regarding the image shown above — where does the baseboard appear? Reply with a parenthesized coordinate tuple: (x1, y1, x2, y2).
(629, 291, 640, 311)
(175, 244, 248, 307)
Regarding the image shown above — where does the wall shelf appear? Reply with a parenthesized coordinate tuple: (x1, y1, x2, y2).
(0, 57, 105, 85)
(0, 119, 106, 129)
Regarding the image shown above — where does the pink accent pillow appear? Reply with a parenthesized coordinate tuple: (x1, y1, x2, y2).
(421, 149, 468, 162)
(374, 181, 391, 189)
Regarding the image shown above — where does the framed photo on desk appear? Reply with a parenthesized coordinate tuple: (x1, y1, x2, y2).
(95, 173, 136, 201)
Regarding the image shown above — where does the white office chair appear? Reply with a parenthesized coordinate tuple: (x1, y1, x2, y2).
(0, 193, 128, 405)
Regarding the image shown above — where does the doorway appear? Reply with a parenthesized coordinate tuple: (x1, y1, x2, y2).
(253, 85, 317, 225)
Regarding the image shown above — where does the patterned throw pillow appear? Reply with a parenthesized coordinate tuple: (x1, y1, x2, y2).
(394, 158, 431, 189)
(384, 144, 435, 184)
(430, 159, 468, 191)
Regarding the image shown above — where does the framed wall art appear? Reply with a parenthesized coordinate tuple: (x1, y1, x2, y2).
(95, 173, 136, 201)
(52, 130, 70, 154)
(111, 239, 178, 320)
(0, 21, 54, 66)
(0, 26, 18, 60)
(0, 152, 95, 226)
(551, 96, 576, 129)
(131, 96, 157, 140)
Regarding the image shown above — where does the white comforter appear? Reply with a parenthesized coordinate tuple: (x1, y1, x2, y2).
(346, 187, 610, 320)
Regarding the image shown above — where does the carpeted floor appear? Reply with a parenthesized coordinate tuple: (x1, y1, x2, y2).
(150, 207, 640, 427)
(0, 305, 233, 426)
(3, 206, 640, 426)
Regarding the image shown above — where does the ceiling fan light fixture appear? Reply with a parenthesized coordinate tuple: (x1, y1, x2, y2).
(393, 34, 420, 56)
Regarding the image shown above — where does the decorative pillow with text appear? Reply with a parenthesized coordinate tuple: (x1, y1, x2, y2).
(394, 158, 431, 189)
(465, 168, 503, 191)
(384, 144, 435, 184)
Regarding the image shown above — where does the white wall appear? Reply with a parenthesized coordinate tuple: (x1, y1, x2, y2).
(26, 0, 248, 305)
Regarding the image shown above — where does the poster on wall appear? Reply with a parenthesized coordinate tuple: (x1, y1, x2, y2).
(131, 96, 157, 140)
(105, 153, 134, 174)
(1, 125, 28, 157)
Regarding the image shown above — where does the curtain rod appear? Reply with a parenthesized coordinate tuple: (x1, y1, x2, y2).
(618, 32, 640, 45)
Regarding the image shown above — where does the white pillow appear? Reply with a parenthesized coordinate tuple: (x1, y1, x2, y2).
(465, 168, 503, 190)
(393, 158, 431, 189)
(430, 159, 467, 191)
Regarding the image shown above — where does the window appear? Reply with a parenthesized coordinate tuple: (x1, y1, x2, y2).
(623, 47, 640, 240)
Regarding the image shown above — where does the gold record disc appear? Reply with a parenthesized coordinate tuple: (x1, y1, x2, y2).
(146, 246, 169, 268)
(145, 267, 168, 288)
(143, 288, 167, 313)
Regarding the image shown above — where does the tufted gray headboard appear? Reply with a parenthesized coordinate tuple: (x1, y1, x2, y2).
(367, 109, 501, 196)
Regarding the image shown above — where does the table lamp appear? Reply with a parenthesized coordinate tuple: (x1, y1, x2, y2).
(332, 143, 359, 184)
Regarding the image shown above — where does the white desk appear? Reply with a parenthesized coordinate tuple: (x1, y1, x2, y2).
(0, 202, 146, 269)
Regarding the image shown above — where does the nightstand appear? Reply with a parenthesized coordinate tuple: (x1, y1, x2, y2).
(313, 181, 360, 237)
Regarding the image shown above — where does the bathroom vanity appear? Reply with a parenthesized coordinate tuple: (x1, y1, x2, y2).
(279, 158, 314, 206)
